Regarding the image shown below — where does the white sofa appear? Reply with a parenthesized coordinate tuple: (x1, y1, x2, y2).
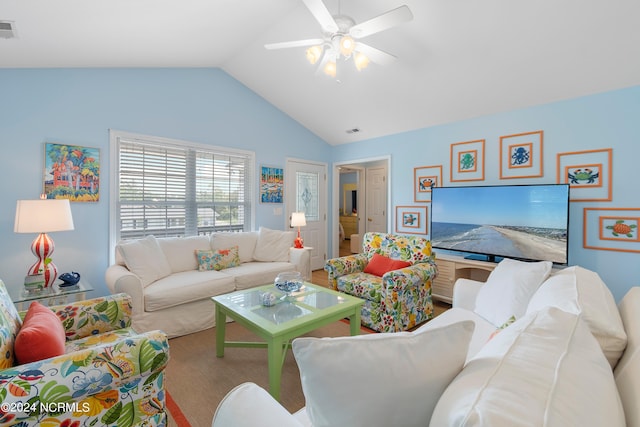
(105, 228, 310, 338)
(211, 260, 640, 427)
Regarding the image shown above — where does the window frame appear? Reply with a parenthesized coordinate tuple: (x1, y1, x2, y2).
(109, 130, 255, 264)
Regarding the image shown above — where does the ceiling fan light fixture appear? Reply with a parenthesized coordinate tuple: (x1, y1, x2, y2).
(354, 52, 370, 71)
(339, 35, 355, 57)
(306, 45, 324, 65)
(323, 60, 337, 78)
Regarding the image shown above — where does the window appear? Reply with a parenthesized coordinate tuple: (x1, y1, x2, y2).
(110, 131, 254, 249)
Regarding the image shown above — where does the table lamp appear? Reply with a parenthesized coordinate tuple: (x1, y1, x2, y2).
(291, 212, 306, 249)
(14, 198, 75, 288)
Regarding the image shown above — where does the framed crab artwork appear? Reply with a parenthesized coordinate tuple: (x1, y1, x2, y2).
(499, 130, 544, 179)
(450, 139, 485, 182)
(583, 207, 640, 253)
(413, 165, 443, 202)
(556, 148, 612, 202)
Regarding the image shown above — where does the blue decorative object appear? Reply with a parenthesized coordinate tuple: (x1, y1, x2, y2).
(59, 271, 81, 287)
(261, 292, 277, 307)
(275, 271, 303, 295)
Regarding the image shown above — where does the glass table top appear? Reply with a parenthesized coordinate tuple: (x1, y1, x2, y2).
(10, 279, 94, 304)
(215, 282, 355, 326)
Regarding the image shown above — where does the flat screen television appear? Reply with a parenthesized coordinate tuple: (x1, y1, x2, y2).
(430, 184, 569, 264)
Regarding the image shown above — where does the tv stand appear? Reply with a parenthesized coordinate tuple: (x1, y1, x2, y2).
(432, 254, 497, 303)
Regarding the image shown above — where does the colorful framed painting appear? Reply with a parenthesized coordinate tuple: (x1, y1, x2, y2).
(499, 130, 544, 179)
(260, 165, 283, 203)
(396, 205, 428, 235)
(583, 207, 640, 253)
(413, 165, 442, 202)
(450, 139, 485, 182)
(556, 148, 612, 202)
(44, 143, 100, 202)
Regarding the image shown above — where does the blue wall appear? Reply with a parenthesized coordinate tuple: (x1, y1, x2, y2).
(0, 68, 330, 297)
(1, 67, 638, 302)
(331, 86, 640, 301)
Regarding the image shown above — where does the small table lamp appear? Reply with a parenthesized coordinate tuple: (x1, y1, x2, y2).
(291, 212, 306, 249)
(14, 198, 75, 288)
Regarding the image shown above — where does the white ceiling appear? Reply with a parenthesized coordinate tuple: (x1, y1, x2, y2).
(2, 0, 640, 145)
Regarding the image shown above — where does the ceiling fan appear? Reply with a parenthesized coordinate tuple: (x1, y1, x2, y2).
(265, 0, 413, 78)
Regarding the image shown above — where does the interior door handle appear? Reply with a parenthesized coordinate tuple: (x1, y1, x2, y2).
(368, 218, 372, 222)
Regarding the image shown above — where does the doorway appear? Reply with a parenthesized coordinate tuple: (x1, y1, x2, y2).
(331, 156, 390, 259)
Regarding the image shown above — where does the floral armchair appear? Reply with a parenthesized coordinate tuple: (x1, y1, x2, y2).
(0, 280, 169, 427)
(325, 232, 437, 332)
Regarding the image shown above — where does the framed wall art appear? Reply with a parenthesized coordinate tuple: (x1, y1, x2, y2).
(395, 205, 428, 235)
(556, 148, 612, 202)
(260, 165, 283, 203)
(450, 139, 485, 182)
(499, 130, 544, 179)
(44, 143, 100, 202)
(583, 207, 640, 253)
(413, 165, 442, 202)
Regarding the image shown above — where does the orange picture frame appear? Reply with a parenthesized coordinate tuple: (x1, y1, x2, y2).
(556, 148, 613, 202)
(499, 130, 544, 179)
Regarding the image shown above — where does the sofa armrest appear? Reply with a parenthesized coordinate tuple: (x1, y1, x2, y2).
(213, 382, 304, 427)
(105, 264, 145, 317)
(382, 261, 437, 293)
(0, 330, 169, 417)
(452, 278, 485, 311)
(324, 254, 368, 290)
(49, 293, 133, 341)
(289, 247, 311, 281)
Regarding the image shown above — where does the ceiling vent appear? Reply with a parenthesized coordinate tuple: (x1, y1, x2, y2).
(0, 21, 17, 39)
(346, 128, 360, 134)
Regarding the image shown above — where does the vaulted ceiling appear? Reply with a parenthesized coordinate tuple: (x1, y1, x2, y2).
(2, 0, 640, 145)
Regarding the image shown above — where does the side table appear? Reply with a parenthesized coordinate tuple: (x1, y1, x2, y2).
(9, 279, 94, 310)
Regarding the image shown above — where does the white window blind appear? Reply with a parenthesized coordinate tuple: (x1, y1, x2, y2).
(112, 132, 253, 241)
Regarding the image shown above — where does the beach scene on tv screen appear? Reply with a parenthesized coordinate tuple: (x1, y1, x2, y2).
(431, 185, 568, 264)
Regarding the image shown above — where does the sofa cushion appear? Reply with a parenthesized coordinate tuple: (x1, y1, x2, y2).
(614, 287, 640, 427)
(143, 270, 235, 312)
(292, 320, 474, 427)
(117, 235, 172, 287)
(0, 280, 21, 369)
(526, 266, 627, 368)
(363, 253, 411, 277)
(220, 261, 296, 290)
(15, 301, 66, 364)
(474, 258, 552, 327)
(196, 247, 241, 271)
(212, 231, 259, 263)
(253, 227, 295, 262)
(430, 307, 626, 427)
(157, 235, 211, 273)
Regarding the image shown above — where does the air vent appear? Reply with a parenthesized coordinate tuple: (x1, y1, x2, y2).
(346, 128, 360, 134)
(0, 21, 16, 39)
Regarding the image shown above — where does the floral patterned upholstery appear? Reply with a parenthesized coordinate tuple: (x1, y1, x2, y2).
(0, 280, 169, 426)
(325, 232, 437, 332)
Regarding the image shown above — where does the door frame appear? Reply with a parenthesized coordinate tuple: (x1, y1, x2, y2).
(331, 155, 391, 259)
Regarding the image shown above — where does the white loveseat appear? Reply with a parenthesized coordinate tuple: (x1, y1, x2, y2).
(105, 228, 310, 338)
(211, 260, 640, 427)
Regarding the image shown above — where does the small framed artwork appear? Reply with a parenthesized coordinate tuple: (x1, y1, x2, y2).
(450, 139, 485, 182)
(44, 143, 100, 202)
(583, 207, 640, 253)
(260, 165, 283, 203)
(499, 130, 544, 179)
(556, 148, 612, 202)
(413, 165, 442, 202)
(396, 205, 428, 235)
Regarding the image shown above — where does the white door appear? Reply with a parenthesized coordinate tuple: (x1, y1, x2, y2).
(365, 166, 387, 233)
(286, 159, 327, 271)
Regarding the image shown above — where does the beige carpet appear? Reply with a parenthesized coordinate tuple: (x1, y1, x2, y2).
(165, 319, 362, 427)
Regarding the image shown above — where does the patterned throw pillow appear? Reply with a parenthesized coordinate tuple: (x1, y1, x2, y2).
(196, 246, 240, 271)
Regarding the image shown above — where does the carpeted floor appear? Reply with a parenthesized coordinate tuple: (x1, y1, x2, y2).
(165, 318, 364, 427)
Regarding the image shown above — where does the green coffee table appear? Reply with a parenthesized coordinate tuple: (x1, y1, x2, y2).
(212, 282, 364, 400)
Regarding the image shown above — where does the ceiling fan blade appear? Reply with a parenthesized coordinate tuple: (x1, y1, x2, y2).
(355, 42, 397, 65)
(303, 0, 338, 33)
(349, 5, 413, 39)
(265, 38, 324, 50)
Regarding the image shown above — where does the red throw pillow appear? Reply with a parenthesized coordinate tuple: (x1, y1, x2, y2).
(364, 253, 412, 277)
(14, 301, 66, 364)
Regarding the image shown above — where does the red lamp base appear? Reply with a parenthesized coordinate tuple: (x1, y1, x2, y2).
(294, 230, 304, 249)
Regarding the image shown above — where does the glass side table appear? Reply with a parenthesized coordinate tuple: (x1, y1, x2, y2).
(10, 279, 94, 309)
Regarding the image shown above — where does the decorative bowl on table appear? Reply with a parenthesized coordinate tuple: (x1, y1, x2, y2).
(274, 271, 303, 297)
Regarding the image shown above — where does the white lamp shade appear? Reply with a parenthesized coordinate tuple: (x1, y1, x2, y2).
(291, 212, 307, 227)
(14, 199, 75, 233)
